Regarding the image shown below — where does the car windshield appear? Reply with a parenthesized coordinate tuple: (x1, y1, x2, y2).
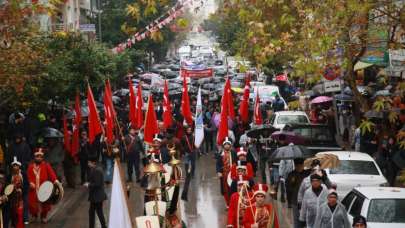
(367, 199, 405, 223)
(291, 127, 333, 141)
(277, 115, 308, 125)
(329, 160, 380, 175)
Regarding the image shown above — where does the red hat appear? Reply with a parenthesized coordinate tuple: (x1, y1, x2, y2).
(253, 183, 268, 196)
(237, 147, 247, 157)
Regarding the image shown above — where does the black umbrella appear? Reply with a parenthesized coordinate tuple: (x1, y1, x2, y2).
(365, 110, 383, 119)
(42, 128, 63, 138)
(246, 125, 277, 139)
(270, 144, 313, 160)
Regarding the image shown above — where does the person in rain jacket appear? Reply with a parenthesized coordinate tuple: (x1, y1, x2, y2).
(299, 174, 328, 228)
(314, 190, 351, 228)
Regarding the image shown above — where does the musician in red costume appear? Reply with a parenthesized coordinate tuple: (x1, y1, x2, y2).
(243, 184, 279, 228)
(10, 157, 24, 228)
(227, 176, 254, 228)
(230, 147, 254, 180)
(216, 137, 237, 206)
(27, 148, 59, 223)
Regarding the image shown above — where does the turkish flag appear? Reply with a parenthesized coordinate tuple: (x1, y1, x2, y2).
(217, 82, 229, 145)
(225, 78, 235, 119)
(163, 80, 173, 128)
(181, 76, 193, 125)
(143, 95, 159, 144)
(63, 115, 71, 153)
(254, 91, 263, 125)
(129, 80, 137, 129)
(239, 78, 250, 123)
(71, 93, 81, 158)
(135, 83, 144, 129)
(104, 81, 115, 144)
(87, 85, 103, 144)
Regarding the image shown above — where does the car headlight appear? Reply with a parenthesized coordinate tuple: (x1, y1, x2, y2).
(379, 182, 389, 187)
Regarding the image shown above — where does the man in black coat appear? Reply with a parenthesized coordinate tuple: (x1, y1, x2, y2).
(85, 156, 107, 228)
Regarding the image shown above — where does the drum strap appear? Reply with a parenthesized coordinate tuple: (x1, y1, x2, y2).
(33, 166, 41, 192)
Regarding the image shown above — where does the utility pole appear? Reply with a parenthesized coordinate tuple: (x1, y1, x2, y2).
(97, 0, 102, 42)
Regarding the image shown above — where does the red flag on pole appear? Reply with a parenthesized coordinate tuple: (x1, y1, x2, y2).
(104, 82, 115, 144)
(136, 83, 144, 129)
(143, 95, 159, 144)
(239, 78, 250, 123)
(254, 91, 263, 125)
(163, 80, 173, 128)
(217, 82, 229, 145)
(181, 76, 193, 125)
(63, 115, 71, 153)
(128, 80, 137, 129)
(87, 85, 103, 144)
(225, 78, 235, 119)
(71, 93, 81, 158)
(105, 79, 116, 117)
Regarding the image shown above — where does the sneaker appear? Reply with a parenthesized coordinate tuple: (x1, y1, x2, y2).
(24, 221, 29, 225)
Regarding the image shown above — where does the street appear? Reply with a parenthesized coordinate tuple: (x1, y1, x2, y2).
(27, 154, 293, 228)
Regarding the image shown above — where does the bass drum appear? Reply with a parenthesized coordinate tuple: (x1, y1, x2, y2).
(37, 181, 64, 204)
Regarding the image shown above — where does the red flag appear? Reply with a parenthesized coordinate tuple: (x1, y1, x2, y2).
(225, 78, 235, 119)
(181, 76, 193, 125)
(71, 93, 81, 158)
(217, 82, 229, 145)
(254, 91, 263, 125)
(135, 83, 144, 129)
(163, 80, 173, 128)
(105, 79, 116, 117)
(129, 80, 137, 129)
(104, 82, 115, 144)
(87, 85, 103, 144)
(63, 115, 71, 153)
(143, 95, 159, 144)
(239, 78, 250, 123)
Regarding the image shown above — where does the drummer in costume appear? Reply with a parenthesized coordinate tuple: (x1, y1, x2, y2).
(216, 137, 237, 206)
(227, 176, 254, 228)
(9, 157, 24, 228)
(243, 184, 279, 228)
(229, 161, 255, 195)
(27, 148, 59, 223)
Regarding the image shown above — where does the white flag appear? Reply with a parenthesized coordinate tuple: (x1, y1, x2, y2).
(108, 162, 132, 228)
(194, 87, 204, 148)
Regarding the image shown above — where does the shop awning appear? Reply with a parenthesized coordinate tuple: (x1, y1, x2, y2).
(354, 61, 373, 71)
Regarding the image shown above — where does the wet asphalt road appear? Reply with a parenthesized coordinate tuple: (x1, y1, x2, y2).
(27, 154, 292, 228)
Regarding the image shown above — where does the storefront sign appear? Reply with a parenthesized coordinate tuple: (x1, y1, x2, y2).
(324, 80, 342, 93)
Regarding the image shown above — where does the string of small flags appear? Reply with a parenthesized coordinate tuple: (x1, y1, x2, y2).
(112, 0, 194, 54)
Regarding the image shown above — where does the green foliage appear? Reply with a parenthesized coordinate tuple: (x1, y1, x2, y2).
(359, 119, 375, 135)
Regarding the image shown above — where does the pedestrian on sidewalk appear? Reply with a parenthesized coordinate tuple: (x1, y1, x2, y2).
(85, 156, 107, 228)
(314, 190, 351, 228)
(299, 174, 328, 228)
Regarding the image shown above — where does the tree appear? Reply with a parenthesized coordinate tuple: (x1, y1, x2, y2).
(205, 0, 404, 116)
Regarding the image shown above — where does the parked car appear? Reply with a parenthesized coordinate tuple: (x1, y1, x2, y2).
(320, 151, 388, 197)
(270, 111, 310, 130)
(282, 123, 341, 152)
(342, 187, 405, 228)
